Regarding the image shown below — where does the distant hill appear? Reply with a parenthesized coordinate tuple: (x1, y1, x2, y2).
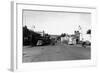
(50, 35, 60, 39)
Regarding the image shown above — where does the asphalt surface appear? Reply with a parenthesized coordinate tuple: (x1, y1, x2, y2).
(23, 44, 91, 63)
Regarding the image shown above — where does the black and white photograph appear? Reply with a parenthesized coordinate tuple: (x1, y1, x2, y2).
(22, 10, 91, 63)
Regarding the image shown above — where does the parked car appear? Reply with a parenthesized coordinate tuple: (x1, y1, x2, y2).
(81, 40, 91, 48)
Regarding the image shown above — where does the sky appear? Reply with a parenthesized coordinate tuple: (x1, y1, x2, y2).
(23, 10, 91, 40)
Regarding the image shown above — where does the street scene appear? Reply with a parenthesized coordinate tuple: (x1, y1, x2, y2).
(23, 10, 91, 63)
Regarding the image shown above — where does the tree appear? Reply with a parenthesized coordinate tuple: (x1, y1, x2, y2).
(23, 25, 30, 37)
(87, 29, 91, 34)
(61, 33, 66, 37)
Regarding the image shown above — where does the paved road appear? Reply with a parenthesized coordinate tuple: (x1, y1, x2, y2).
(23, 44, 90, 63)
